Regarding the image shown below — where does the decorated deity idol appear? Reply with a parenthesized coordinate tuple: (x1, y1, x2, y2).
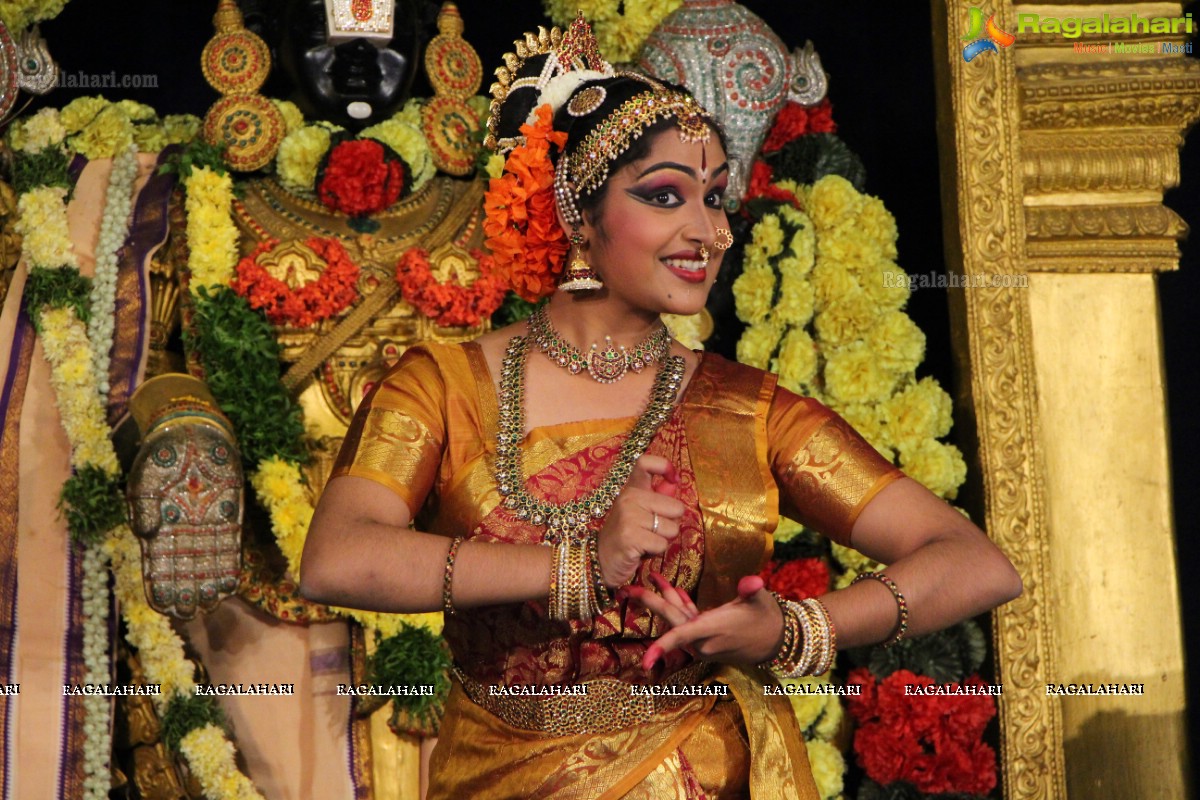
(639, 0, 828, 204)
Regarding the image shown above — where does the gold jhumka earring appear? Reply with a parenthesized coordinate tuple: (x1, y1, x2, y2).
(558, 229, 604, 292)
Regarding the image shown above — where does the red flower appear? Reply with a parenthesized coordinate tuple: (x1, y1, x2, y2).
(317, 139, 407, 217)
(232, 237, 361, 327)
(744, 160, 802, 208)
(759, 557, 830, 601)
(846, 667, 999, 796)
(761, 99, 837, 154)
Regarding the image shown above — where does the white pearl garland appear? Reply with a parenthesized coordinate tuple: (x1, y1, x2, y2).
(80, 147, 137, 800)
(80, 540, 113, 800)
(87, 145, 139, 398)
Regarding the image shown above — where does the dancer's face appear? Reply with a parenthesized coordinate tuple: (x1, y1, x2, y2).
(581, 128, 730, 318)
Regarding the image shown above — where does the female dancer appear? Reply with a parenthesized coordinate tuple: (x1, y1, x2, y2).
(301, 18, 1021, 799)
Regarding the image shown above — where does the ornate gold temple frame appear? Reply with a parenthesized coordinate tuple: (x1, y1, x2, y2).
(932, 2, 1199, 797)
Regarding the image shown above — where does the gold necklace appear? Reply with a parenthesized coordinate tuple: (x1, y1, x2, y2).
(494, 331, 685, 544)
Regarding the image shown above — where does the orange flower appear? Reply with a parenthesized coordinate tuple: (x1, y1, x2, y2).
(483, 104, 570, 302)
(395, 247, 508, 328)
(232, 237, 361, 327)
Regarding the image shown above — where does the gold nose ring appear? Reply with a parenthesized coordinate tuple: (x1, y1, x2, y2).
(713, 228, 734, 251)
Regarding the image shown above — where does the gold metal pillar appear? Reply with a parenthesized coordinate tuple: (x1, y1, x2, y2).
(932, 2, 1199, 797)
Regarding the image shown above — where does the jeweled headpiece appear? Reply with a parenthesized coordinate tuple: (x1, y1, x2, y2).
(483, 15, 714, 300)
(485, 15, 615, 155)
(565, 87, 710, 198)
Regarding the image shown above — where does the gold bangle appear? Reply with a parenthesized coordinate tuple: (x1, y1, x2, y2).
(586, 534, 613, 615)
(760, 593, 807, 677)
(442, 537, 464, 616)
(550, 542, 571, 622)
(801, 598, 837, 675)
(852, 570, 909, 647)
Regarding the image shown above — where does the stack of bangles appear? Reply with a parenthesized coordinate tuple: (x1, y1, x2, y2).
(759, 594, 838, 678)
(440, 535, 615, 622)
(547, 538, 614, 621)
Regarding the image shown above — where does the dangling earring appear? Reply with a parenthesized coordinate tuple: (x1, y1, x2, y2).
(559, 229, 604, 292)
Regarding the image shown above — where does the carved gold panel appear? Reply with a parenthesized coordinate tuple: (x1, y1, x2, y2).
(933, 1, 1197, 798)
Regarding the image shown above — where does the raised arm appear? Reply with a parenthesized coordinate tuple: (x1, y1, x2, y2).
(638, 393, 1021, 669)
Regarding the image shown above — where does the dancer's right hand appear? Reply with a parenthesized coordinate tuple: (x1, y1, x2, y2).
(595, 454, 684, 587)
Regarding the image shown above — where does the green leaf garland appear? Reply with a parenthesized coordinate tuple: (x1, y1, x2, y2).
(185, 286, 308, 467)
(366, 626, 451, 736)
(23, 266, 92, 332)
(58, 465, 126, 544)
(160, 693, 230, 753)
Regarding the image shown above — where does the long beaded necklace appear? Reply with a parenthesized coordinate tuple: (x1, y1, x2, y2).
(494, 330, 686, 544)
(527, 303, 672, 383)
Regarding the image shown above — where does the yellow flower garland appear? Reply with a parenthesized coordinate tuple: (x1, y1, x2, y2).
(733, 174, 967, 500)
(16, 100, 262, 800)
(184, 168, 239, 292)
(179, 725, 266, 800)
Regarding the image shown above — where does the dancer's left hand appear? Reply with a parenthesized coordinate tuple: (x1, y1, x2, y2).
(630, 575, 785, 671)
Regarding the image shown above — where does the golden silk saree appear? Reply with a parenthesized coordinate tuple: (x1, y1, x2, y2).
(333, 341, 901, 798)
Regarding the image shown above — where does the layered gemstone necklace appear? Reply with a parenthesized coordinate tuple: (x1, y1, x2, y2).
(494, 321, 685, 545)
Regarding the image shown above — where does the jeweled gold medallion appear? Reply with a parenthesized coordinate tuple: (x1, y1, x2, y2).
(201, 29, 271, 95)
(421, 95, 480, 176)
(203, 94, 285, 172)
(587, 338, 627, 383)
(424, 5, 483, 100)
(567, 85, 606, 118)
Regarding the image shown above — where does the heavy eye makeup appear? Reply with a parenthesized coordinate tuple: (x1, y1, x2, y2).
(627, 181, 685, 207)
(627, 177, 729, 208)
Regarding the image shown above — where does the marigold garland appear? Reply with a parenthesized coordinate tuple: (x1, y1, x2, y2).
(394, 246, 507, 328)
(482, 104, 570, 302)
(185, 167, 239, 293)
(232, 236, 361, 327)
(178, 725, 267, 800)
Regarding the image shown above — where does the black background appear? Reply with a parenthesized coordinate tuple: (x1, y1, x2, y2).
(34, 0, 1199, 769)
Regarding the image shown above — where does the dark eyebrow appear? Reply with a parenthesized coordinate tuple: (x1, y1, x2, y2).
(635, 161, 731, 181)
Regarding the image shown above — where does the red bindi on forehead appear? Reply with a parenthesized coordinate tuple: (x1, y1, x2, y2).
(700, 143, 708, 179)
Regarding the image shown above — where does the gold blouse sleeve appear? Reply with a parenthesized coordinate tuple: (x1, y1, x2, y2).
(331, 346, 446, 514)
(767, 387, 904, 546)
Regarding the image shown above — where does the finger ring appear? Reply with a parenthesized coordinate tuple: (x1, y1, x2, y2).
(651, 511, 660, 533)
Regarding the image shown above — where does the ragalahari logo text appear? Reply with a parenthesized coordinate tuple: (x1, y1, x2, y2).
(962, 7, 1016, 61)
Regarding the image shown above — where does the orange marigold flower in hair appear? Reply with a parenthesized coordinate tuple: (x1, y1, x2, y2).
(483, 104, 570, 302)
